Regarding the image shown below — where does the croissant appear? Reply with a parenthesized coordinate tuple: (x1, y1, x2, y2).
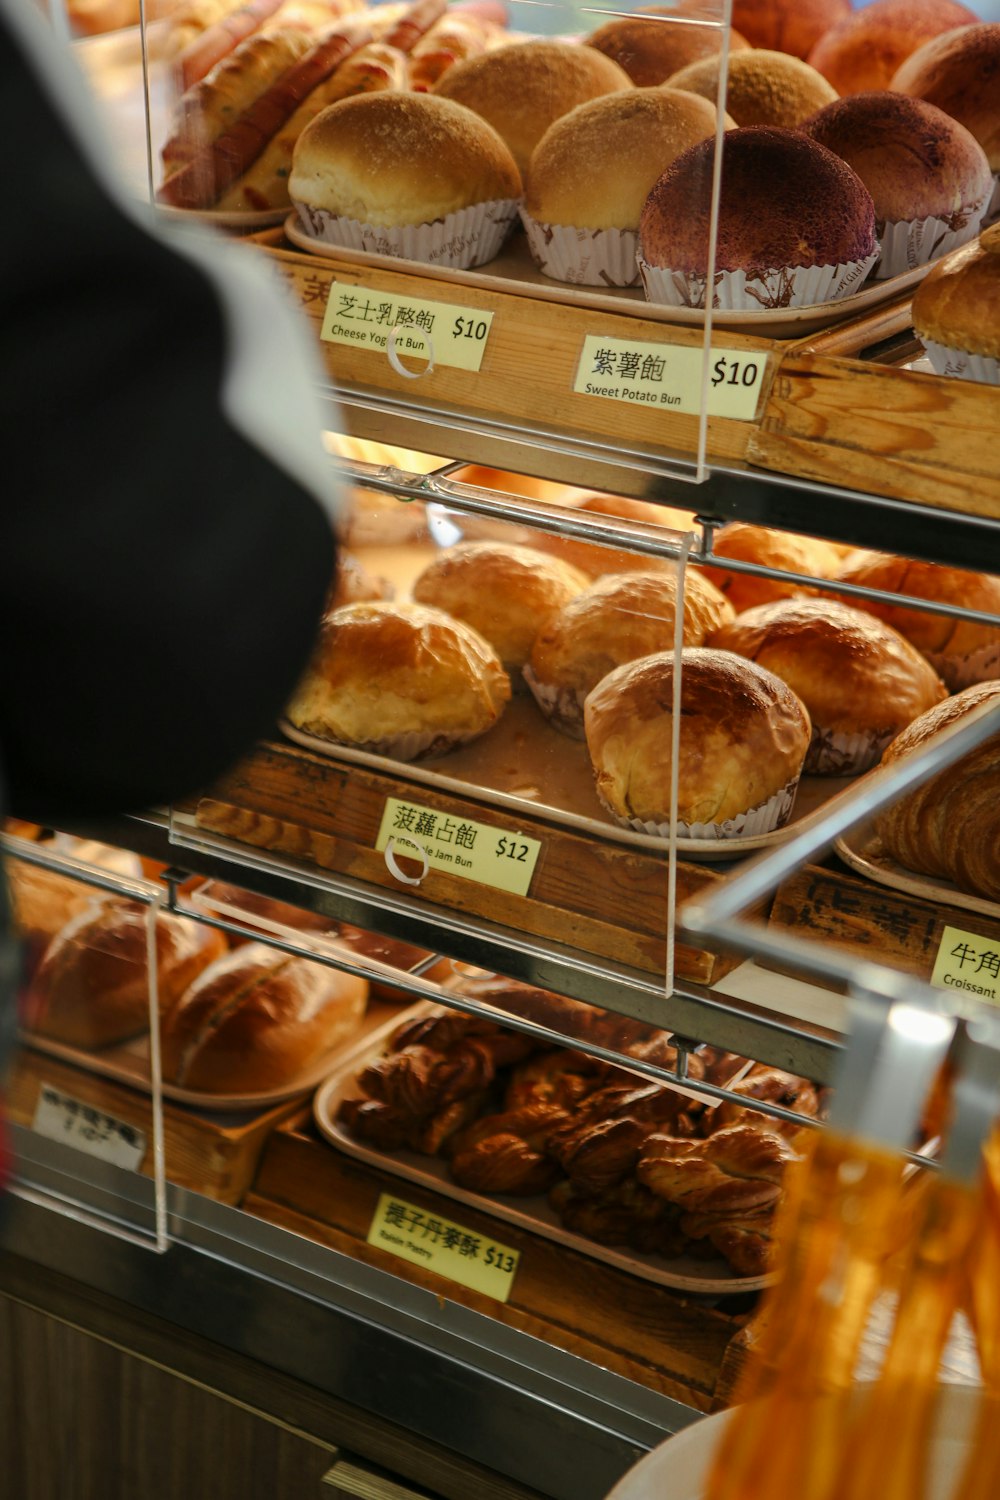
(390, 1007, 535, 1068)
(873, 682, 1000, 902)
(549, 1177, 687, 1254)
(450, 1132, 560, 1195)
(413, 1092, 489, 1155)
(449, 1103, 570, 1157)
(551, 1116, 652, 1195)
(503, 1049, 612, 1111)
(337, 1097, 421, 1150)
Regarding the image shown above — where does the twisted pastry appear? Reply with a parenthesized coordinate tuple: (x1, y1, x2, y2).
(637, 1125, 796, 1216)
(707, 1065, 821, 1136)
(681, 1206, 777, 1278)
(549, 1177, 687, 1255)
(448, 1103, 570, 1196)
(390, 1006, 534, 1068)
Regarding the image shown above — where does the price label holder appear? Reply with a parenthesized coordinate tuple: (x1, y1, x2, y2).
(573, 334, 768, 421)
(320, 281, 494, 372)
(32, 1084, 147, 1171)
(930, 925, 1000, 1008)
(375, 797, 541, 897)
(367, 1191, 520, 1302)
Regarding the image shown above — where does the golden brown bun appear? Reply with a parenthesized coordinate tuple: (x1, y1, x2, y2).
(285, 600, 511, 753)
(891, 24, 1000, 173)
(30, 902, 227, 1049)
(526, 571, 736, 736)
(666, 50, 838, 128)
(807, 0, 979, 95)
(699, 523, 846, 611)
(525, 88, 724, 232)
(586, 13, 750, 87)
(873, 681, 1000, 901)
(8, 865, 101, 971)
(584, 648, 812, 825)
(708, 598, 947, 773)
(732, 0, 851, 61)
(912, 222, 1000, 361)
(412, 542, 590, 670)
(802, 93, 993, 225)
(290, 91, 521, 225)
(433, 40, 633, 175)
(832, 548, 1000, 685)
(161, 943, 368, 1093)
(535, 493, 701, 579)
(640, 127, 877, 274)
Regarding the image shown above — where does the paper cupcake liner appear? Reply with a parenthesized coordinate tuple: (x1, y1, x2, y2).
(292, 199, 520, 270)
(806, 727, 893, 777)
(919, 337, 1000, 386)
(874, 196, 990, 279)
(519, 211, 640, 287)
(596, 778, 800, 842)
(986, 174, 1000, 226)
(923, 640, 1000, 692)
(522, 666, 586, 738)
(287, 721, 492, 762)
(637, 251, 879, 311)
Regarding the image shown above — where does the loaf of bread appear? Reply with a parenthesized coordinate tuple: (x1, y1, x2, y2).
(161, 943, 369, 1092)
(30, 901, 227, 1048)
(873, 681, 1000, 902)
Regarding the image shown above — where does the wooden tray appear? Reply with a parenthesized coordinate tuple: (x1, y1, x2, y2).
(5, 1044, 299, 1205)
(834, 822, 1000, 923)
(282, 216, 932, 342)
(178, 735, 764, 984)
(313, 1023, 772, 1297)
(246, 1114, 756, 1412)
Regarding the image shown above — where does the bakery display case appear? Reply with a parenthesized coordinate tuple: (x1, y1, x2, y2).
(6, 3, 1000, 1497)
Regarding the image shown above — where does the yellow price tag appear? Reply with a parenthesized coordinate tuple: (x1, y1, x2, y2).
(930, 924, 1000, 1006)
(367, 1193, 520, 1302)
(321, 282, 494, 371)
(376, 798, 540, 897)
(574, 335, 767, 421)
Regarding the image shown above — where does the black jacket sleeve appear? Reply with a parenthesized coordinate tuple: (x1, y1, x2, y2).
(0, 13, 336, 821)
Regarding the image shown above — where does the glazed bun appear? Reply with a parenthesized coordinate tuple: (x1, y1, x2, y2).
(30, 901, 227, 1048)
(640, 127, 877, 277)
(892, 24, 1000, 177)
(285, 600, 512, 756)
(433, 40, 633, 174)
(802, 93, 993, 227)
(585, 12, 750, 87)
(807, 0, 979, 96)
(525, 570, 735, 737)
(708, 598, 948, 774)
(873, 682, 1000, 902)
(535, 494, 701, 580)
(411, 542, 590, 671)
(832, 550, 1000, 688)
(525, 88, 723, 231)
(290, 91, 521, 226)
(698, 523, 846, 611)
(665, 50, 838, 128)
(911, 222, 1000, 367)
(732, 0, 851, 61)
(584, 648, 811, 831)
(161, 943, 368, 1093)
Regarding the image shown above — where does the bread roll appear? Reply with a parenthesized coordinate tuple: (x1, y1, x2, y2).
(832, 549, 1000, 687)
(807, 0, 979, 95)
(161, 943, 368, 1092)
(639, 127, 877, 279)
(290, 91, 521, 226)
(802, 93, 993, 228)
(586, 12, 750, 87)
(732, 0, 851, 61)
(412, 542, 590, 672)
(708, 598, 948, 774)
(9, 865, 101, 972)
(525, 570, 735, 737)
(535, 493, 701, 580)
(584, 648, 811, 830)
(30, 902, 227, 1048)
(892, 24, 1000, 176)
(433, 40, 633, 175)
(911, 222, 1000, 371)
(665, 50, 838, 128)
(873, 681, 1000, 902)
(698, 523, 846, 611)
(525, 88, 724, 232)
(285, 600, 511, 756)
